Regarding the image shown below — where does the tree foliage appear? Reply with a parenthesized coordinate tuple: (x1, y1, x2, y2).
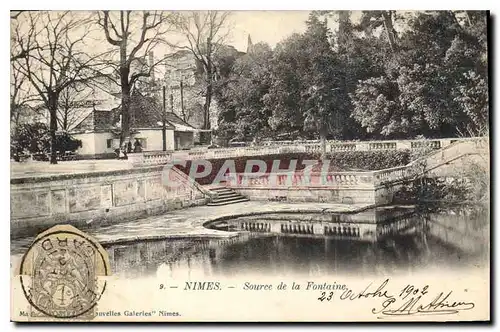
(215, 10, 488, 142)
(350, 11, 488, 138)
(215, 42, 273, 143)
(11, 122, 82, 158)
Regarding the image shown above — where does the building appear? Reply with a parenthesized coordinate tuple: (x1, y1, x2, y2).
(163, 50, 207, 130)
(163, 43, 244, 132)
(70, 90, 197, 159)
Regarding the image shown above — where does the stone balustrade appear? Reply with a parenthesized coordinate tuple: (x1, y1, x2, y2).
(127, 137, 481, 167)
(128, 151, 172, 166)
(371, 165, 413, 186)
(330, 143, 357, 152)
(226, 171, 382, 189)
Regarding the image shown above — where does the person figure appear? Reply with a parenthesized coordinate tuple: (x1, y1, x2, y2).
(117, 144, 127, 159)
(133, 139, 143, 153)
(127, 141, 132, 154)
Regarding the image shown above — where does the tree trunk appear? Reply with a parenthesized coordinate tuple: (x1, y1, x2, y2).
(465, 11, 473, 27)
(62, 108, 68, 131)
(48, 91, 58, 164)
(203, 38, 213, 131)
(119, 40, 131, 145)
(203, 66, 212, 129)
(382, 11, 398, 53)
(120, 68, 131, 145)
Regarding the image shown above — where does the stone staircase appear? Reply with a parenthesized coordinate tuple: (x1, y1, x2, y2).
(207, 186, 249, 206)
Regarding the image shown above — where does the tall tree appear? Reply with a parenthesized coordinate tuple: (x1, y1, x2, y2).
(215, 42, 273, 144)
(10, 61, 39, 128)
(350, 11, 489, 138)
(97, 10, 175, 144)
(357, 10, 400, 53)
(11, 11, 109, 163)
(264, 14, 343, 158)
(172, 11, 231, 133)
(57, 83, 96, 131)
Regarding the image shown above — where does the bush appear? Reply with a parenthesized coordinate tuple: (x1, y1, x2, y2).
(326, 150, 411, 171)
(54, 133, 82, 153)
(11, 123, 82, 160)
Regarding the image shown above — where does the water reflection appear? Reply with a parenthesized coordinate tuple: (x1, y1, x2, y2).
(105, 206, 489, 278)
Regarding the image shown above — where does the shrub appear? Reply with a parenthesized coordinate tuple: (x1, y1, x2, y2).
(326, 150, 411, 171)
(177, 150, 412, 185)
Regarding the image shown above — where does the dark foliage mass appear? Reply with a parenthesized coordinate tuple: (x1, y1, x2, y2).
(176, 150, 411, 185)
(214, 11, 488, 143)
(11, 123, 82, 159)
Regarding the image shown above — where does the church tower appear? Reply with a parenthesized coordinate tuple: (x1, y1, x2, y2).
(246, 34, 253, 54)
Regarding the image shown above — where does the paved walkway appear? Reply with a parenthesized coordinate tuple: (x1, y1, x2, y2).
(10, 201, 373, 254)
(10, 160, 133, 179)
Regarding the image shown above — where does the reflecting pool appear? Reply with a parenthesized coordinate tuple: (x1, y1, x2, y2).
(103, 206, 489, 278)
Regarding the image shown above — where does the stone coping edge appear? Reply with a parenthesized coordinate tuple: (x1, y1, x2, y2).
(96, 204, 376, 246)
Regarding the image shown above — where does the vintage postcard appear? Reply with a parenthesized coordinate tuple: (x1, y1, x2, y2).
(10, 10, 490, 322)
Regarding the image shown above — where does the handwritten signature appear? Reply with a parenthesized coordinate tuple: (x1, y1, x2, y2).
(338, 279, 475, 318)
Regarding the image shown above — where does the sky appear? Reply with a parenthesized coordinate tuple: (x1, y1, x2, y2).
(228, 11, 311, 51)
(225, 11, 367, 52)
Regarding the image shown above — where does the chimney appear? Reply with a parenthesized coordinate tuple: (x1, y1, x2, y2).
(148, 51, 155, 82)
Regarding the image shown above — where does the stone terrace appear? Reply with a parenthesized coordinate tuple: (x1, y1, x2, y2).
(10, 201, 372, 255)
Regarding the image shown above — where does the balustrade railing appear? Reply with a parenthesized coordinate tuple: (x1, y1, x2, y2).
(371, 165, 413, 186)
(330, 143, 356, 152)
(226, 170, 382, 188)
(127, 137, 483, 169)
(369, 142, 397, 150)
(127, 151, 172, 166)
(128, 137, 487, 191)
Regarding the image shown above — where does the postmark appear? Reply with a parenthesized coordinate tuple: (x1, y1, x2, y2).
(18, 225, 111, 320)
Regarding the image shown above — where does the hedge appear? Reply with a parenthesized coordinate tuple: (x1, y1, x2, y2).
(176, 150, 411, 185)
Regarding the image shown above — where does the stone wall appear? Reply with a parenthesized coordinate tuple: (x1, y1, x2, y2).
(427, 208, 489, 256)
(11, 166, 208, 238)
(233, 185, 400, 206)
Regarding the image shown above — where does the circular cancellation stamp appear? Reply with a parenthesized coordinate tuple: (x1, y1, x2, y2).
(18, 225, 111, 320)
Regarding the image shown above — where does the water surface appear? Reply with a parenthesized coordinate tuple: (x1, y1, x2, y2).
(103, 206, 489, 278)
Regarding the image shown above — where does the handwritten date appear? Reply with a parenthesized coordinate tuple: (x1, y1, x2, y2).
(318, 279, 475, 318)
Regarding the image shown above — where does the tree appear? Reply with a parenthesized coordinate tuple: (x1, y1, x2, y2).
(356, 10, 400, 53)
(10, 61, 40, 130)
(54, 132, 83, 153)
(97, 10, 175, 144)
(215, 42, 273, 144)
(57, 83, 96, 131)
(11, 11, 109, 163)
(264, 14, 344, 158)
(172, 11, 231, 133)
(350, 10, 489, 138)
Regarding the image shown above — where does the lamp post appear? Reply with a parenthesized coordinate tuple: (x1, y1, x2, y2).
(162, 85, 166, 151)
(180, 74, 185, 121)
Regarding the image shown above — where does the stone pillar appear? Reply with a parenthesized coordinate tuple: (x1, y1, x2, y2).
(356, 142, 370, 151)
(270, 222, 281, 233)
(396, 141, 412, 150)
(313, 223, 325, 235)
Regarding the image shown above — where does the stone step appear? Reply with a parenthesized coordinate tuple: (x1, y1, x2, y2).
(211, 187, 234, 193)
(215, 192, 240, 199)
(211, 194, 247, 203)
(207, 197, 250, 206)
